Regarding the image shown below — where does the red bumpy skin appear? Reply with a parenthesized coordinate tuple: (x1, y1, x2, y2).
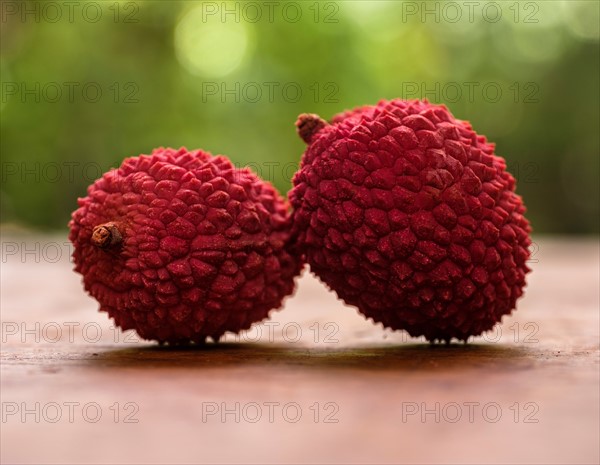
(69, 147, 301, 344)
(290, 99, 531, 342)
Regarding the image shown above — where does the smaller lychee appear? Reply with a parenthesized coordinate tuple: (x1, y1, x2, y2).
(69, 147, 301, 344)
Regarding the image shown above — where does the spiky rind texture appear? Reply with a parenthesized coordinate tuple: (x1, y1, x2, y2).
(70, 147, 301, 344)
(290, 99, 531, 342)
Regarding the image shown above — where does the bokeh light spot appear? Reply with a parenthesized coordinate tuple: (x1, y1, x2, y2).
(175, 6, 253, 78)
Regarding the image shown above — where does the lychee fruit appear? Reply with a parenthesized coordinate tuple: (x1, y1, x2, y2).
(69, 147, 301, 344)
(290, 99, 531, 342)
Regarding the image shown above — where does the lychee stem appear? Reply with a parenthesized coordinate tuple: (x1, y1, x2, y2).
(296, 113, 328, 144)
(91, 222, 122, 248)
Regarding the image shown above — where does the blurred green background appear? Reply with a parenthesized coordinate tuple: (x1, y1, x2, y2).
(1, 0, 598, 233)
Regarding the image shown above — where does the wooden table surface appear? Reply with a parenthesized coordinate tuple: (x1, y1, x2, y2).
(1, 235, 598, 464)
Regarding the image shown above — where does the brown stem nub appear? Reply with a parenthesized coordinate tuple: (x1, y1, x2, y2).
(91, 222, 122, 248)
(296, 113, 328, 144)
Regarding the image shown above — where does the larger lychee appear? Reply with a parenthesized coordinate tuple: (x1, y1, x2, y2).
(290, 99, 531, 342)
(69, 147, 301, 344)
